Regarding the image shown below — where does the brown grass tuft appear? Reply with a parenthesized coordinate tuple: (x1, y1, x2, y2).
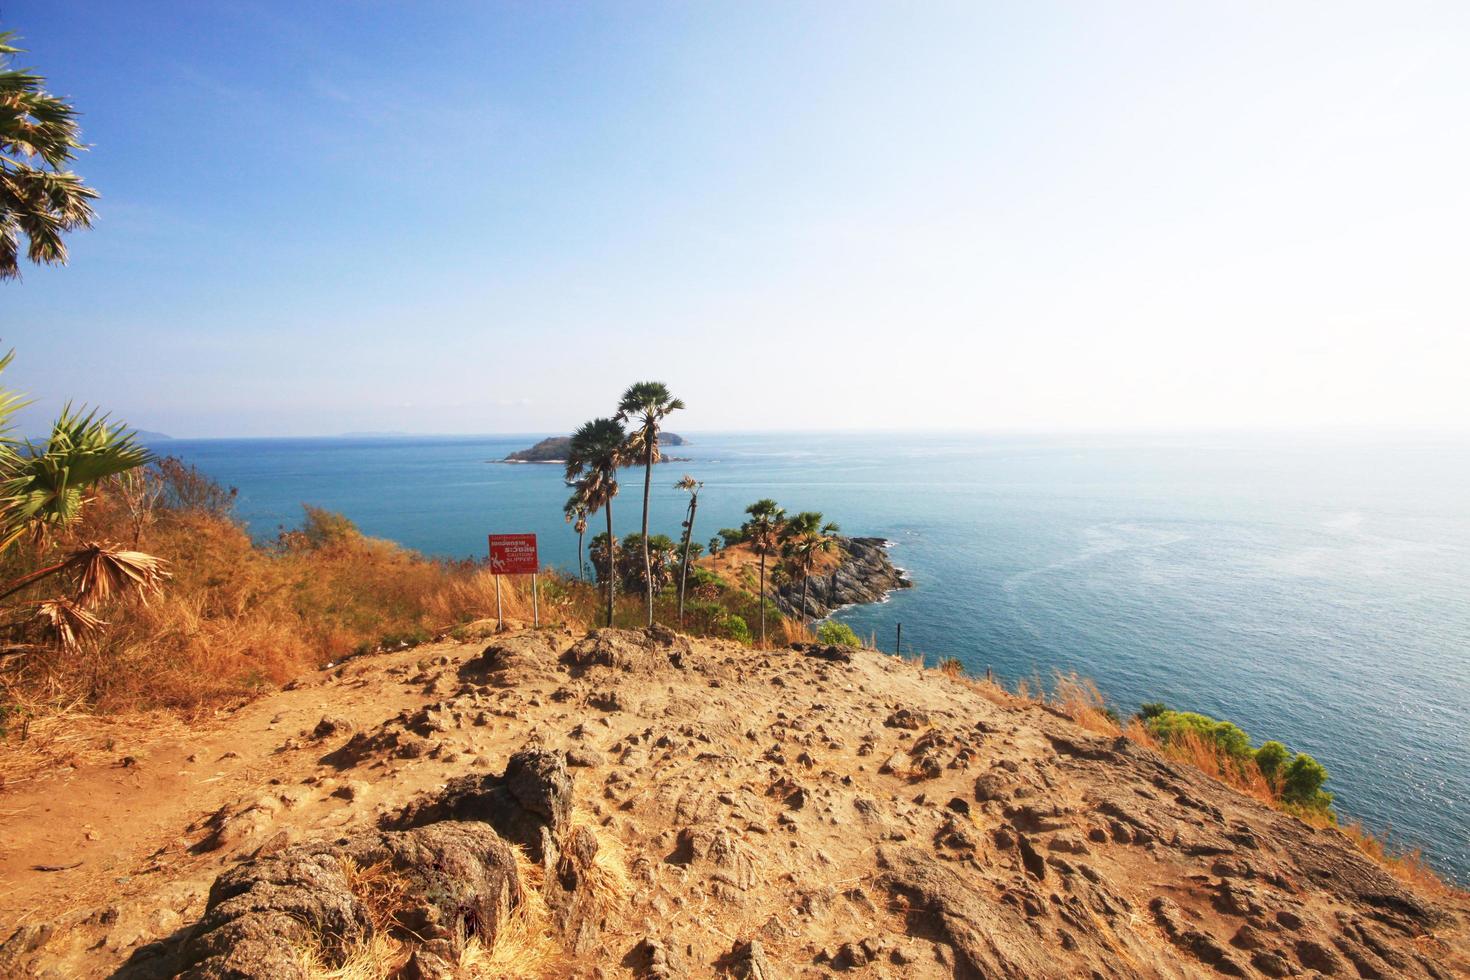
(458, 845, 560, 979)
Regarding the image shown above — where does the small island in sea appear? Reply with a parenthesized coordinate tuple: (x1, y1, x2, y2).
(498, 431, 688, 464)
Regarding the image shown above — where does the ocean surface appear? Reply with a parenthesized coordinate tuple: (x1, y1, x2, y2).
(161, 431, 1470, 884)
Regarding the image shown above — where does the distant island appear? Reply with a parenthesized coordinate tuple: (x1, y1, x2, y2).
(498, 432, 688, 464)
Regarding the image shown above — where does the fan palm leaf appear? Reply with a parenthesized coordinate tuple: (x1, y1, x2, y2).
(0, 405, 150, 547)
(1, 32, 98, 279)
(70, 543, 170, 607)
(31, 595, 105, 652)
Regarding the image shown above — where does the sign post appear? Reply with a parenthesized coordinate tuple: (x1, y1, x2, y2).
(488, 534, 539, 632)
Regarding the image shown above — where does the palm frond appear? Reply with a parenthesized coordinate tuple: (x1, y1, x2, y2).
(32, 596, 105, 652)
(68, 543, 170, 607)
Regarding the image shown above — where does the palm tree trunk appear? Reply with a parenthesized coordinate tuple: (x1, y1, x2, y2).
(605, 501, 615, 628)
(801, 557, 811, 620)
(577, 529, 585, 582)
(641, 439, 654, 627)
(758, 553, 767, 647)
(677, 494, 698, 627)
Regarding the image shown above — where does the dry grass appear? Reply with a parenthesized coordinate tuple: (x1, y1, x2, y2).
(295, 932, 404, 980)
(458, 845, 560, 979)
(341, 858, 413, 934)
(778, 618, 816, 647)
(1334, 821, 1464, 899)
(568, 809, 634, 907)
(1050, 672, 1122, 737)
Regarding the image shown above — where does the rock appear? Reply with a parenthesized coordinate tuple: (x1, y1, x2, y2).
(884, 708, 929, 731)
(475, 631, 566, 687)
(1149, 897, 1248, 977)
(772, 537, 910, 619)
(636, 937, 688, 979)
(386, 744, 572, 861)
(877, 847, 1057, 976)
(0, 924, 54, 975)
(562, 627, 693, 676)
(792, 643, 852, 664)
(312, 716, 353, 739)
(567, 746, 605, 768)
(725, 938, 774, 979)
(177, 822, 521, 979)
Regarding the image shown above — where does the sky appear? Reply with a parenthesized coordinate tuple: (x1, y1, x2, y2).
(2, 1, 1467, 438)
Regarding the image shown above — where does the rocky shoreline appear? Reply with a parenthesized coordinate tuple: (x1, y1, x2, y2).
(773, 535, 911, 620)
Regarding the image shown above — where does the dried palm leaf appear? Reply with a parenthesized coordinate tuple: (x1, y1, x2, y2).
(32, 596, 104, 652)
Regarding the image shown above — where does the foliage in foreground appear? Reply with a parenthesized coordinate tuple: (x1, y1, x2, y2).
(1, 31, 98, 279)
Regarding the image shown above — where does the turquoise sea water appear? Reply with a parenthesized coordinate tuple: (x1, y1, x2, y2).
(164, 431, 1470, 883)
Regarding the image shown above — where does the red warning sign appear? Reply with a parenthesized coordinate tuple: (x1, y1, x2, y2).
(488, 533, 538, 575)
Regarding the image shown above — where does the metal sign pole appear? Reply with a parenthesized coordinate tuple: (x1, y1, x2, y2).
(495, 573, 503, 632)
(532, 572, 540, 628)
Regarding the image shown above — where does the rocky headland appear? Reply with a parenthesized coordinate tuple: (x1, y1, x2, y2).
(499, 433, 688, 464)
(0, 626, 1463, 978)
(773, 536, 911, 620)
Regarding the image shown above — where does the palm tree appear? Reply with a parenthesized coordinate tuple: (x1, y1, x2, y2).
(674, 475, 702, 626)
(741, 499, 785, 647)
(780, 511, 841, 619)
(616, 382, 685, 627)
(563, 490, 589, 581)
(0, 354, 168, 651)
(564, 418, 626, 627)
(1, 32, 99, 280)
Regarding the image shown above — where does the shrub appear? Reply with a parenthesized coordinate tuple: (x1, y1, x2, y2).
(1139, 701, 1169, 719)
(1145, 709, 1252, 760)
(717, 527, 745, 548)
(1282, 753, 1333, 812)
(718, 613, 751, 645)
(816, 620, 861, 647)
(1255, 740, 1290, 779)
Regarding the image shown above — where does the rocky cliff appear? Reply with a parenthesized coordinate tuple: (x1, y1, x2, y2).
(773, 536, 911, 620)
(0, 627, 1464, 978)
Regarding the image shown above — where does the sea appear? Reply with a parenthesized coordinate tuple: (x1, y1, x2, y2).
(159, 430, 1470, 884)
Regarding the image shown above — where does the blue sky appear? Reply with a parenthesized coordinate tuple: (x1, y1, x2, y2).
(3, 1, 1467, 437)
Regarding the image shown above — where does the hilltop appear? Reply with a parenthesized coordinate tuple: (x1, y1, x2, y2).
(501, 432, 687, 464)
(0, 626, 1463, 978)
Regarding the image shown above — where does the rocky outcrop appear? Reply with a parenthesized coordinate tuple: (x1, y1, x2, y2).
(500, 432, 686, 463)
(176, 822, 521, 980)
(116, 743, 581, 980)
(7, 627, 1466, 978)
(773, 535, 911, 620)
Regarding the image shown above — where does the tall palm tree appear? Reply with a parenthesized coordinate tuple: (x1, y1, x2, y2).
(780, 511, 841, 619)
(1, 32, 99, 280)
(616, 382, 685, 626)
(742, 499, 785, 647)
(564, 418, 626, 627)
(674, 475, 702, 626)
(563, 490, 589, 582)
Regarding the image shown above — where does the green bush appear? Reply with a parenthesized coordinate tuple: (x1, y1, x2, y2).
(1255, 740, 1290, 779)
(1142, 706, 1335, 817)
(719, 613, 752, 645)
(718, 527, 746, 547)
(1145, 710, 1253, 759)
(816, 620, 861, 647)
(1282, 754, 1333, 812)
